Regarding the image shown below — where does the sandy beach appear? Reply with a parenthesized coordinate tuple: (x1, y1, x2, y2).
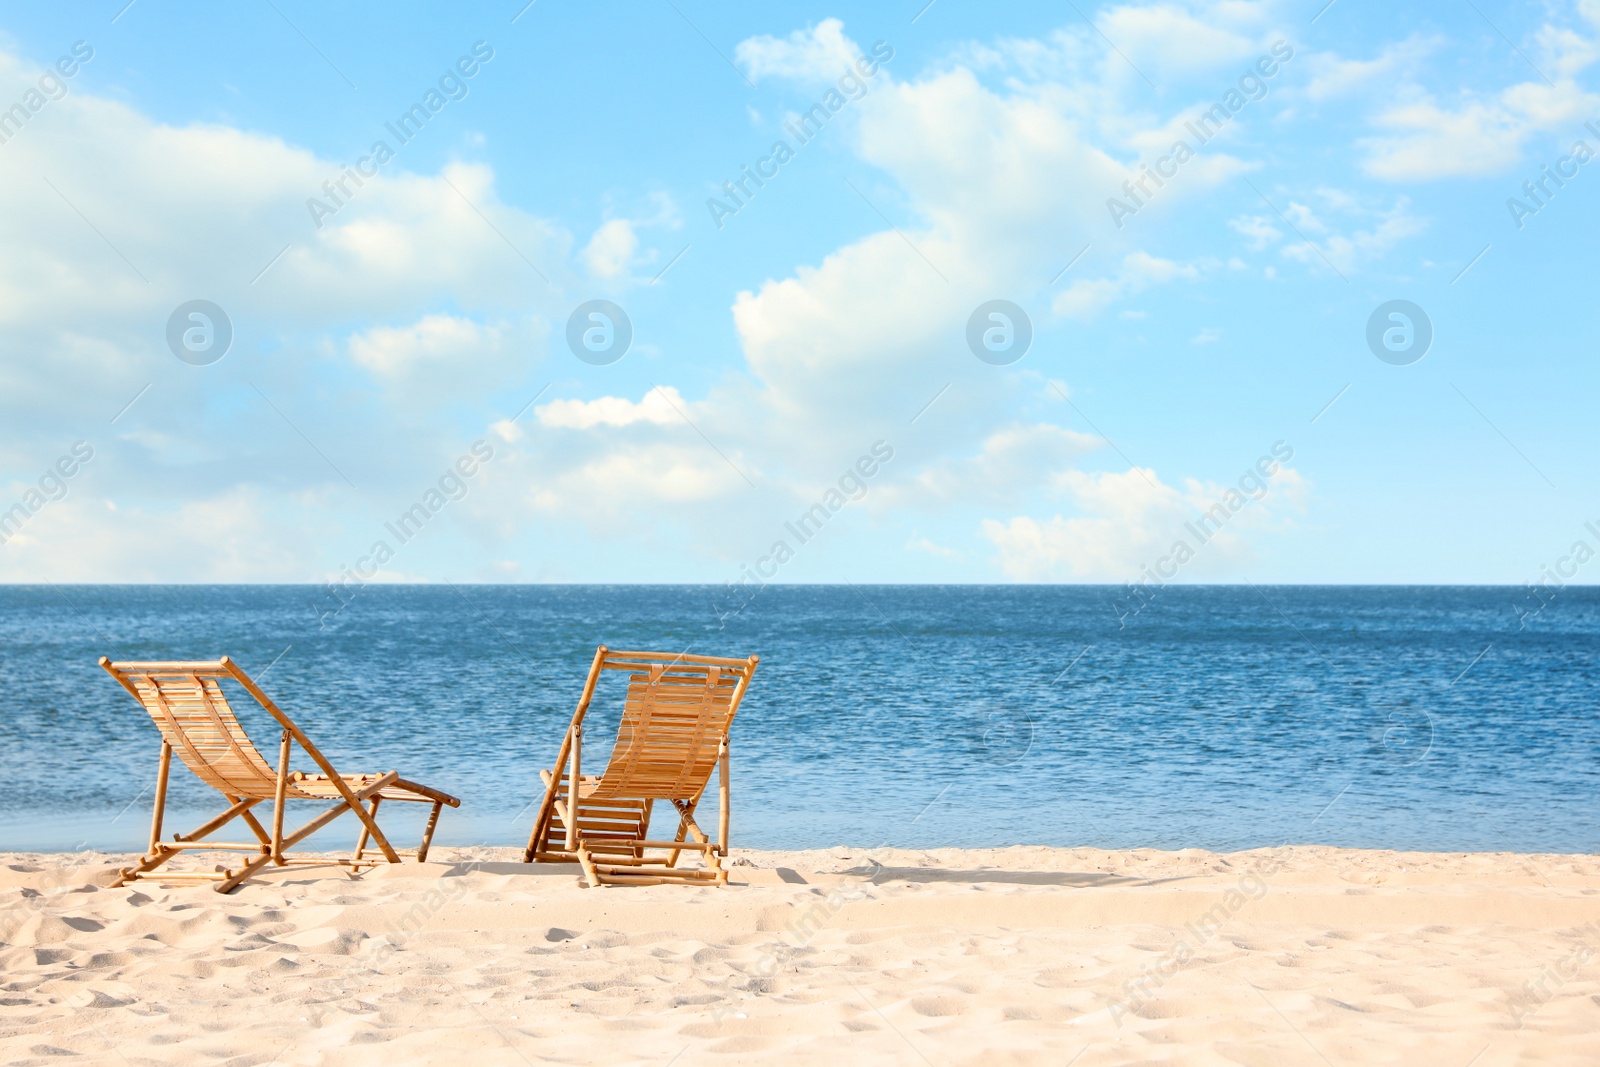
(3, 846, 1599, 1065)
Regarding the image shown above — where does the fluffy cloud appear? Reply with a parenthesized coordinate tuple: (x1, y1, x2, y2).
(907, 536, 962, 560)
(1302, 36, 1442, 102)
(1228, 213, 1282, 249)
(881, 423, 1103, 508)
(730, 31, 1132, 450)
(1054, 252, 1203, 317)
(983, 467, 1184, 580)
(736, 18, 863, 84)
(0, 43, 578, 578)
(533, 446, 746, 509)
(1361, 86, 1598, 179)
(1225, 189, 1425, 275)
(581, 219, 639, 279)
(0, 68, 567, 425)
(1358, 8, 1600, 179)
(1097, 2, 1263, 79)
(981, 459, 1305, 581)
(345, 313, 537, 407)
(0, 8, 1352, 581)
(535, 387, 687, 430)
(0, 486, 320, 582)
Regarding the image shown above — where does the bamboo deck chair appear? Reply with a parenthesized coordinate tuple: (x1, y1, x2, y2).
(523, 647, 759, 886)
(100, 656, 459, 893)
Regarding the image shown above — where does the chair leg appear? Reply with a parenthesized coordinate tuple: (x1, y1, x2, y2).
(638, 799, 654, 861)
(118, 799, 256, 888)
(271, 729, 292, 864)
(215, 852, 275, 894)
(115, 846, 180, 887)
(665, 818, 687, 869)
(718, 736, 731, 859)
(565, 728, 582, 851)
(574, 842, 603, 888)
(234, 809, 270, 846)
(417, 801, 442, 862)
(147, 741, 171, 855)
(353, 797, 380, 862)
(117, 742, 177, 888)
(349, 796, 400, 863)
(526, 768, 558, 862)
(172, 797, 266, 847)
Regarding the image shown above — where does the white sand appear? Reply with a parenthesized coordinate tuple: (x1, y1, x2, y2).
(4, 845, 1600, 1064)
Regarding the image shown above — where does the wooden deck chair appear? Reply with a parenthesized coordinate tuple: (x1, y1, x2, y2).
(523, 647, 759, 886)
(100, 656, 460, 893)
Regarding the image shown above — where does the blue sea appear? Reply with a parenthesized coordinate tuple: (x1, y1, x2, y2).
(1, 585, 1596, 855)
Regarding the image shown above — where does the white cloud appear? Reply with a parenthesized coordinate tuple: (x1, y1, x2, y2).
(1278, 194, 1426, 274)
(531, 446, 748, 512)
(349, 313, 498, 378)
(0, 486, 320, 581)
(907, 536, 962, 560)
(1361, 73, 1599, 179)
(0, 71, 566, 425)
(0, 11, 1344, 581)
(536, 387, 687, 430)
(1311, 9, 1600, 180)
(1229, 188, 1425, 275)
(736, 18, 863, 84)
(582, 219, 639, 279)
(1053, 251, 1202, 317)
(1362, 95, 1570, 179)
(981, 459, 1306, 581)
(982, 467, 1185, 580)
(1302, 36, 1442, 101)
(885, 423, 1102, 507)
(1229, 213, 1281, 249)
(1098, 2, 1262, 80)
(0, 44, 579, 579)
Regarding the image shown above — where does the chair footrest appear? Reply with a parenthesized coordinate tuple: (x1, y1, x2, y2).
(593, 867, 726, 886)
(122, 870, 228, 883)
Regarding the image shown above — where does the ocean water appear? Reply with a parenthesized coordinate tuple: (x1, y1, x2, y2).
(0, 584, 1596, 855)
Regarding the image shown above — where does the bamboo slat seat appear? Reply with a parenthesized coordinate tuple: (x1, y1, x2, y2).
(523, 647, 759, 886)
(100, 656, 459, 893)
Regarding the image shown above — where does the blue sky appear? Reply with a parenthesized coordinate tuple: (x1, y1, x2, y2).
(0, 0, 1596, 585)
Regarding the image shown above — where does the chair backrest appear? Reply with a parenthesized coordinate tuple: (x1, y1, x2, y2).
(101, 658, 311, 800)
(587, 649, 758, 800)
